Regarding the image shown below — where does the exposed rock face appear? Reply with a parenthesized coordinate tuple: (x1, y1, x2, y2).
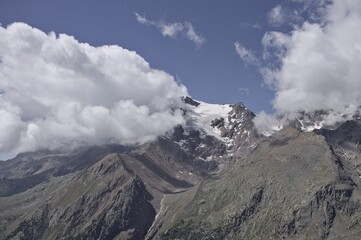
(316, 120, 361, 178)
(222, 102, 259, 154)
(182, 96, 200, 107)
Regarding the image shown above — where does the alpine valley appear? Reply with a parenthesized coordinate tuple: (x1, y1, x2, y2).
(1, 97, 361, 240)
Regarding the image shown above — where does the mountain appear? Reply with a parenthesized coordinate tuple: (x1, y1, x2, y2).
(155, 126, 361, 239)
(1, 98, 361, 239)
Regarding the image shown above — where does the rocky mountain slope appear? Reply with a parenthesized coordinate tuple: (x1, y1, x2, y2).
(1, 98, 361, 239)
(155, 126, 361, 239)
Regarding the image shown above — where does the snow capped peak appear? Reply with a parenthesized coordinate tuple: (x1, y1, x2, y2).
(168, 97, 261, 170)
(185, 100, 233, 140)
(179, 97, 259, 154)
(254, 107, 361, 137)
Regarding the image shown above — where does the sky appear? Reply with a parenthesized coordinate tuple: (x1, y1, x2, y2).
(1, 0, 361, 159)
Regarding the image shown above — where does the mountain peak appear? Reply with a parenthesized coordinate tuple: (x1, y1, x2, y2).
(182, 96, 200, 107)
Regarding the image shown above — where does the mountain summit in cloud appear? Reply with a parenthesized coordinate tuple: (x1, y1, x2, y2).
(249, 0, 361, 134)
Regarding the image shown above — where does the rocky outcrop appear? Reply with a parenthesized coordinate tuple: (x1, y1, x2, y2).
(6, 204, 50, 240)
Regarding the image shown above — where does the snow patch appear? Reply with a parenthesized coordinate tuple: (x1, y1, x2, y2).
(300, 120, 325, 132)
(186, 101, 232, 141)
(206, 156, 213, 161)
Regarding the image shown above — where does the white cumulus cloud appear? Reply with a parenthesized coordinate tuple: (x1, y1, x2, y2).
(0, 22, 188, 156)
(254, 0, 361, 133)
(264, 0, 361, 114)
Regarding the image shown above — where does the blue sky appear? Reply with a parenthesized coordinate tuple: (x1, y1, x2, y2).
(0, 0, 283, 113)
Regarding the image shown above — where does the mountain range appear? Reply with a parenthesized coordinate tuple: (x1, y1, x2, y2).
(1, 97, 361, 240)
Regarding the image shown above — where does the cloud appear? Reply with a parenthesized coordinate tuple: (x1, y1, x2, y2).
(253, 111, 285, 136)
(255, 0, 361, 133)
(265, 0, 361, 113)
(261, 31, 289, 61)
(135, 13, 183, 38)
(267, 0, 335, 28)
(0, 22, 188, 155)
(134, 12, 149, 25)
(235, 41, 260, 66)
(239, 88, 250, 96)
(184, 22, 205, 47)
(290, 0, 330, 23)
(159, 22, 184, 38)
(134, 12, 205, 47)
(268, 5, 286, 26)
(267, 1, 323, 28)
(240, 22, 262, 30)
